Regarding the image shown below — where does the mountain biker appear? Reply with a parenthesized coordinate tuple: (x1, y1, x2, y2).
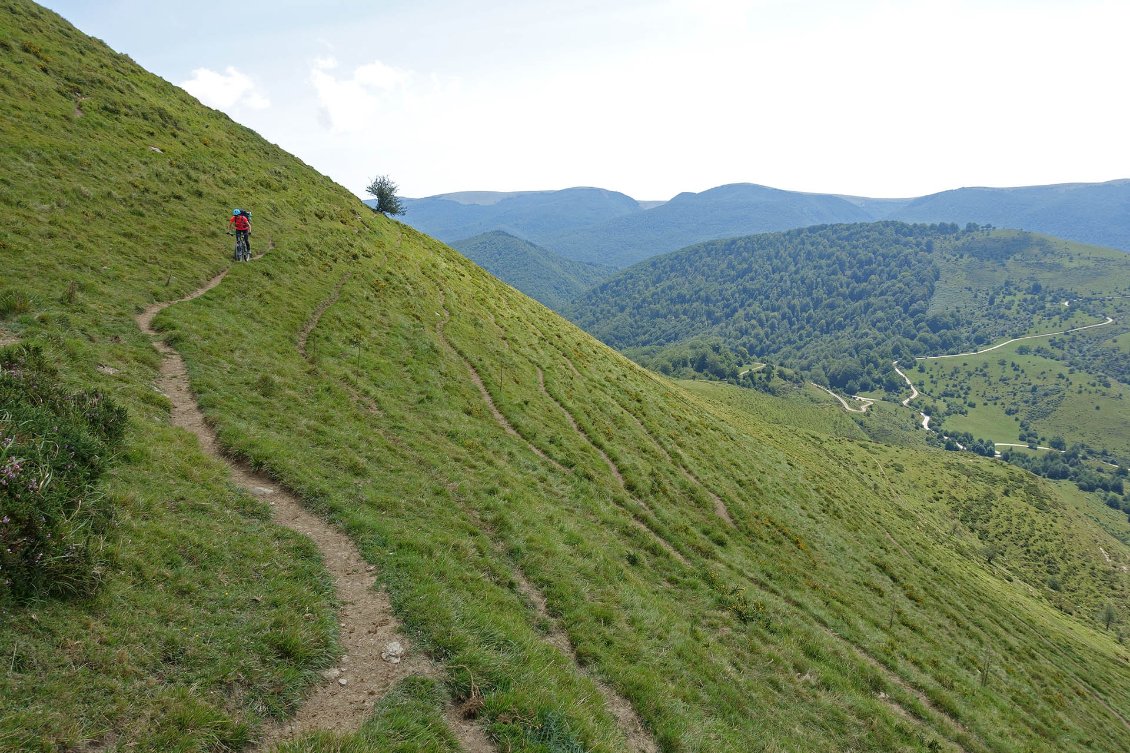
(227, 209, 251, 261)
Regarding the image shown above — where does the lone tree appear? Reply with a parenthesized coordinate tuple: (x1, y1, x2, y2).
(365, 174, 405, 216)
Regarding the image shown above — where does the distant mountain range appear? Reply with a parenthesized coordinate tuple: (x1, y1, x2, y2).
(382, 179, 1130, 269)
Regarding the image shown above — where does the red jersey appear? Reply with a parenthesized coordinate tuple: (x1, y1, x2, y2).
(229, 214, 250, 232)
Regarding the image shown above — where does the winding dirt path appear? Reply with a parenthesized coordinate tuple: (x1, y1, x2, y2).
(811, 383, 875, 413)
(917, 316, 1114, 361)
(136, 271, 491, 752)
(534, 367, 690, 566)
(605, 384, 734, 526)
(511, 569, 659, 753)
(298, 272, 351, 358)
(890, 364, 926, 427)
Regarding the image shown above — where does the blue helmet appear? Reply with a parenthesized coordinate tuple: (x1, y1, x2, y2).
(232, 208, 241, 216)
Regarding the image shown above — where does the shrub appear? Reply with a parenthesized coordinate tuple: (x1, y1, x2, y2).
(0, 289, 32, 319)
(0, 344, 126, 601)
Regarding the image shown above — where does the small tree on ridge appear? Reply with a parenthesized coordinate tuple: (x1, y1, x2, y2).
(366, 174, 405, 216)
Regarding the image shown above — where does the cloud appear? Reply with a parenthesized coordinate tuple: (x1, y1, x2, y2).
(181, 66, 270, 111)
(309, 59, 410, 133)
(354, 61, 409, 90)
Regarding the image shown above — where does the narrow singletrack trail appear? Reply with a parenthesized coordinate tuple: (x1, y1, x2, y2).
(137, 270, 491, 752)
(457, 501, 660, 753)
(512, 569, 660, 753)
(537, 366, 623, 485)
(594, 375, 734, 526)
(298, 272, 351, 358)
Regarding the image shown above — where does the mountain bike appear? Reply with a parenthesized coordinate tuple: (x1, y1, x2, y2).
(229, 231, 250, 262)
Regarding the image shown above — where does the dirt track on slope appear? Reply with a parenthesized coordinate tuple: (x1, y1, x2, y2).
(812, 383, 875, 413)
(137, 270, 492, 752)
(917, 316, 1114, 360)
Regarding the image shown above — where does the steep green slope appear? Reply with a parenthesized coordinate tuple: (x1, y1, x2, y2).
(2, 4, 1129, 753)
(0, 4, 344, 749)
(450, 230, 613, 310)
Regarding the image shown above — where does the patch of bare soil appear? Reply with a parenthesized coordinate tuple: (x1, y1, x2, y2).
(136, 271, 493, 752)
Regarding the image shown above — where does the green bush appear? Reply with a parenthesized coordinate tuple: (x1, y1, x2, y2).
(0, 344, 126, 600)
(0, 288, 31, 319)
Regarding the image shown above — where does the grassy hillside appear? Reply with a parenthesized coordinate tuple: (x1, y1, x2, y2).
(450, 230, 613, 311)
(2, 3, 1129, 753)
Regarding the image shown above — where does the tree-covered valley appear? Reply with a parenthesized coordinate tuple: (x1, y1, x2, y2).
(569, 223, 1122, 393)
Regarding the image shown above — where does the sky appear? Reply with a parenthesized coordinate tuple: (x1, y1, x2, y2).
(38, 0, 1130, 201)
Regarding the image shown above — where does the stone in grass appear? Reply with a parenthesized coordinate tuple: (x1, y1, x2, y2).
(381, 641, 405, 664)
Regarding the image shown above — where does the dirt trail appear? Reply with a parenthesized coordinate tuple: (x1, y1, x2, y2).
(587, 371, 734, 526)
(298, 272, 351, 358)
(535, 367, 690, 566)
(811, 383, 875, 413)
(918, 316, 1114, 360)
(137, 271, 492, 752)
(892, 362, 931, 430)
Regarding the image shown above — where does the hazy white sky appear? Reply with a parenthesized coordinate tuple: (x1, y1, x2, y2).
(40, 0, 1130, 200)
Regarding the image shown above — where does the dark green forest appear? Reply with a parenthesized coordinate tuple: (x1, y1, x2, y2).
(569, 223, 1091, 391)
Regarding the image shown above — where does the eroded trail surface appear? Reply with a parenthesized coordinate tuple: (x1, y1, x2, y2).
(137, 272, 490, 752)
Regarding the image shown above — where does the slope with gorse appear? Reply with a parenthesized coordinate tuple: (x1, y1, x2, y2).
(1, 3, 1128, 752)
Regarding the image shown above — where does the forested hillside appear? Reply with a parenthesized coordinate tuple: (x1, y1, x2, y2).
(450, 231, 613, 310)
(397, 181, 1130, 282)
(571, 224, 1129, 393)
(2, 3, 1129, 752)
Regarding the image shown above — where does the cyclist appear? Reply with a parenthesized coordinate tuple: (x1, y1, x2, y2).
(227, 209, 251, 261)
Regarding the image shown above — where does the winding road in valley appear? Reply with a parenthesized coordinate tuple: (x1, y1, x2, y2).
(821, 313, 1117, 443)
(918, 316, 1114, 360)
(812, 383, 875, 413)
(890, 313, 1115, 441)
